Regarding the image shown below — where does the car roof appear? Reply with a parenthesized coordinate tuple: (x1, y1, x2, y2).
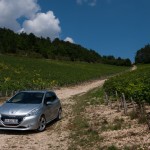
(20, 90, 55, 94)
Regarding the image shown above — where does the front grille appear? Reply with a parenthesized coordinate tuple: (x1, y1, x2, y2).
(1, 115, 25, 126)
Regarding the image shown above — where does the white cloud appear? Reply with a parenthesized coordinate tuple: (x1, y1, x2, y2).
(21, 11, 61, 40)
(76, 0, 97, 6)
(64, 37, 74, 43)
(0, 0, 61, 40)
(89, 0, 97, 6)
(0, 0, 40, 31)
(76, 0, 82, 5)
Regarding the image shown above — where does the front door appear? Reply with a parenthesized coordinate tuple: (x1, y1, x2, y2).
(44, 92, 58, 122)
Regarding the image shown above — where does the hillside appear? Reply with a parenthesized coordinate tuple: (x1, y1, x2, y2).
(0, 55, 130, 92)
(0, 28, 131, 66)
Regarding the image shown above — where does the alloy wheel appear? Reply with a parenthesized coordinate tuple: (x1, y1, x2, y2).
(37, 116, 46, 132)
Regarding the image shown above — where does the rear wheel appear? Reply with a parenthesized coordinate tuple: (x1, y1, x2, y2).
(37, 116, 46, 132)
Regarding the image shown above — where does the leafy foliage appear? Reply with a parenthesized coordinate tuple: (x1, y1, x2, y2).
(103, 65, 150, 104)
(135, 44, 150, 64)
(0, 28, 131, 66)
(0, 55, 129, 91)
(102, 55, 131, 66)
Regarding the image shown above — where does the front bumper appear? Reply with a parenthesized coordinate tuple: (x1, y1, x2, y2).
(0, 115, 40, 131)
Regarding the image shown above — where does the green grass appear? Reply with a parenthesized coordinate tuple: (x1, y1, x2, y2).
(0, 55, 130, 90)
(107, 145, 119, 150)
(101, 117, 124, 132)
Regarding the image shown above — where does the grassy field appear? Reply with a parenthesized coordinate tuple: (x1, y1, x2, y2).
(0, 55, 130, 91)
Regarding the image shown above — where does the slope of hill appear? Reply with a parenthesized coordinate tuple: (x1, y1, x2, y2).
(0, 28, 131, 66)
(0, 55, 130, 91)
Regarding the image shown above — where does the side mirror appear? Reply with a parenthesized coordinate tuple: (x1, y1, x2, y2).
(46, 101, 52, 105)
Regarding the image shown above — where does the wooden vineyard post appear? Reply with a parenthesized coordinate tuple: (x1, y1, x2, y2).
(0, 92, 1, 102)
(104, 92, 109, 106)
(109, 97, 113, 109)
(140, 102, 146, 116)
(5, 90, 8, 97)
(104, 92, 106, 105)
(131, 97, 136, 112)
(11, 91, 14, 97)
(146, 112, 150, 130)
(122, 93, 127, 115)
(104, 92, 112, 109)
(120, 97, 123, 109)
(116, 91, 120, 112)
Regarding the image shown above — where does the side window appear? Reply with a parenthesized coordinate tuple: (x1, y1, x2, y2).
(52, 93, 57, 101)
(44, 92, 56, 103)
(44, 92, 51, 103)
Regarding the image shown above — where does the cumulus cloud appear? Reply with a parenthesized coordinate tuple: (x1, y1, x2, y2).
(76, 0, 97, 6)
(21, 11, 61, 40)
(0, 0, 40, 31)
(64, 37, 74, 43)
(0, 0, 61, 40)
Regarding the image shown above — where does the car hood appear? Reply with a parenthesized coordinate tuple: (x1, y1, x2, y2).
(0, 103, 41, 116)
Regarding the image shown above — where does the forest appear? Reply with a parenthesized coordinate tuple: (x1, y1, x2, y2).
(0, 28, 131, 66)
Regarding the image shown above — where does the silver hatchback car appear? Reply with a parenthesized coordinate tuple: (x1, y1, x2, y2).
(0, 90, 62, 132)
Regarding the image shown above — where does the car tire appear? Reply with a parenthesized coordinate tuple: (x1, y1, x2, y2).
(37, 115, 46, 132)
(56, 108, 62, 121)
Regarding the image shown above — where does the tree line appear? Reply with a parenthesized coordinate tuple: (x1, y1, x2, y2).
(0, 28, 131, 66)
(135, 44, 150, 64)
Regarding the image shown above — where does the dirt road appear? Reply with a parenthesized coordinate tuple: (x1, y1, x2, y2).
(55, 79, 106, 99)
(0, 79, 106, 150)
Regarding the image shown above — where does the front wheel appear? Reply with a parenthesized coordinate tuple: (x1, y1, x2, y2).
(56, 108, 62, 121)
(37, 116, 46, 132)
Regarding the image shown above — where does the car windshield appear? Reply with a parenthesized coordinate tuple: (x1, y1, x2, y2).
(7, 92, 44, 104)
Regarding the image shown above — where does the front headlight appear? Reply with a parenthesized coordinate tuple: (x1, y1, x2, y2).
(26, 108, 39, 117)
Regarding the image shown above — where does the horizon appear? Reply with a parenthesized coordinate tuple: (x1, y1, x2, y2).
(0, 0, 150, 62)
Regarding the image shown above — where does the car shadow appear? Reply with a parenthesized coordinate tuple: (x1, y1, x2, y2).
(0, 119, 58, 135)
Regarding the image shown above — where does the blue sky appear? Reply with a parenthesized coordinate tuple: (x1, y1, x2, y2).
(0, 0, 150, 62)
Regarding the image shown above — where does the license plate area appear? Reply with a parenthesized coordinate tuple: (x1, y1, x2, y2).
(4, 119, 18, 124)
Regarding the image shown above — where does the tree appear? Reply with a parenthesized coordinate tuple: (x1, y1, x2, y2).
(135, 44, 150, 64)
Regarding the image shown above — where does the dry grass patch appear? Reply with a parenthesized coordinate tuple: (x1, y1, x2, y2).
(85, 103, 150, 149)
